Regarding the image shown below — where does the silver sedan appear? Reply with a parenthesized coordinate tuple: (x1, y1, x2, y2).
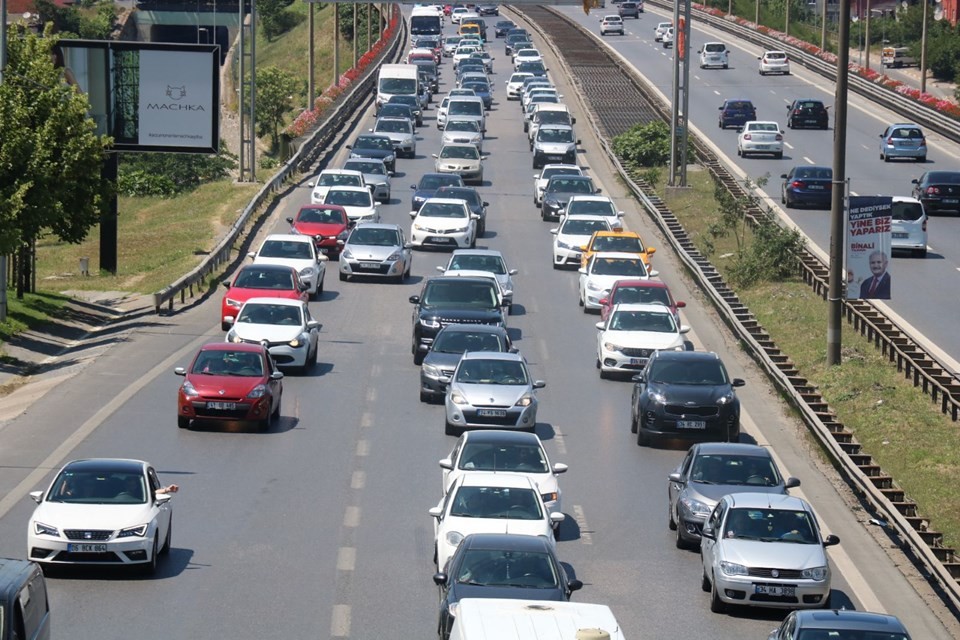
(339, 223, 412, 283)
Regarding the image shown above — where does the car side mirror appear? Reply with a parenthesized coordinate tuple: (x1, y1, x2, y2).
(429, 506, 443, 519)
(568, 579, 583, 592)
(247, 252, 256, 260)
(174, 367, 186, 376)
(648, 269, 659, 277)
(911, 179, 919, 184)
(679, 325, 691, 334)
(439, 376, 451, 385)
(307, 320, 321, 330)
(550, 512, 566, 524)
(785, 477, 801, 489)
(483, 201, 490, 207)
(285, 216, 294, 224)
(155, 494, 172, 505)
(550, 228, 559, 235)
(436, 266, 447, 272)
(318, 254, 329, 262)
(780, 173, 788, 179)
(270, 371, 284, 380)
(632, 373, 645, 383)
(410, 210, 418, 218)
(30, 490, 43, 504)
(732, 378, 746, 387)
(409, 295, 421, 304)
(669, 472, 683, 483)
(307, 182, 316, 188)
(676, 301, 686, 308)
(439, 458, 454, 470)
(221, 281, 231, 289)
(578, 268, 587, 274)
(533, 380, 546, 389)
(823, 534, 840, 547)
(701, 525, 715, 540)
(432, 154, 439, 159)
(433, 572, 448, 586)
(595, 322, 605, 330)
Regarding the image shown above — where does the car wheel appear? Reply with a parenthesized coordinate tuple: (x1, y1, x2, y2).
(668, 505, 677, 531)
(821, 591, 832, 609)
(774, 152, 783, 159)
(917, 155, 926, 163)
(915, 248, 927, 258)
(177, 416, 190, 429)
(882, 153, 889, 162)
(161, 517, 172, 555)
(599, 369, 609, 379)
(675, 522, 691, 549)
(433, 544, 438, 565)
(718, 120, 722, 129)
(257, 410, 272, 431)
(727, 424, 740, 443)
(273, 394, 283, 418)
(710, 575, 727, 613)
(759, 69, 764, 75)
(722, 63, 728, 69)
(315, 278, 324, 296)
(701, 567, 711, 592)
(736, 147, 742, 157)
(141, 539, 159, 576)
(630, 412, 638, 434)
(339, 271, 348, 281)
(785, 195, 793, 208)
(637, 428, 650, 446)
(221, 321, 230, 331)
(444, 421, 460, 436)
(420, 389, 433, 403)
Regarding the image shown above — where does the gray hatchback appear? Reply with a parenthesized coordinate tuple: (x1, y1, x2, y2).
(619, 1, 642, 18)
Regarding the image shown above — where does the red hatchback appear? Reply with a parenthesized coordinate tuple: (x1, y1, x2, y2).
(220, 264, 307, 331)
(286, 205, 350, 259)
(175, 342, 283, 430)
(598, 279, 685, 322)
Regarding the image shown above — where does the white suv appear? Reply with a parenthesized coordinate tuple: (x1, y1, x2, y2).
(699, 42, 729, 69)
(891, 196, 928, 258)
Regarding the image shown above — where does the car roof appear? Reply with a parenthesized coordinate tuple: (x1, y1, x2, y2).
(593, 230, 637, 238)
(460, 532, 554, 551)
(539, 124, 574, 132)
(457, 472, 538, 489)
(319, 168, 363, 176)
(239, 263, 298, 274)
(349, 222, 402, 232)
(891, 195, 922, 204)
(426, 275, 495, 287)
(438, 323, 510, 337)
(726, 492, 810, 510)
(327, 185, 373, 193)
(64, 458, 146, 474)
(262, 233, 313, 244)
(692, 442, 773, 457)
(461, 351, 525, 362)
(611, 278, 668, 289)
(422, 197, 470, 207)
(610, 302, 674, 315)
(590, 251, 640, 261)
(199, 341, 267, 354)
(792, 610, 910, 632)
(548, 175, 593, 183)
(451, 249, 504, 259)
(461, 429, 541, 446)
(243, 296, 305, 308)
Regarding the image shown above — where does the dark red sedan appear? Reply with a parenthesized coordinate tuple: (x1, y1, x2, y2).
(175, 343, 283, 431)
(598, 279, 685, 322)
(220, 264, 307, 331)
(286, 205, 350, 259)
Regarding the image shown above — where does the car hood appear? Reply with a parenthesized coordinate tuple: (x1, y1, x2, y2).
(537, 142, 576, 153)
(360, 173, 388, 186)
(230, 323, 304, 343)
(436, 159, 482, 170)
(415, 215, 473, 230)
(717, 539, 827, 570)
(442, 517, 551, 539)
(545, 191, 584, 204)
(292, 222, 347, 237)
(351, 148, 394, 160)
(224, 288, 301, 302)
(379, 131, 414, 144)
(419, 307, 502, 323)
(32, 502, 157, 530)
(602, 329, 682, 350)
(339, 205, 377, 220)
(685, 482, 785, 507)
(184, 374, 264, 397)
(649, 381, 734, 405)
(584, 274, 642, 291)
(557, 232, 593, 246)
(444, 132, 483, 145)
(344, 243, 402, 260)
(253, 257, 316, 272)
(452, 382, 532, 407)
(448, 582, 566, 603)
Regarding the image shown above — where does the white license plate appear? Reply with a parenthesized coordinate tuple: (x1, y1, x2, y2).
(892, 232, 908, 239)
(477, 409, 507, 417)
(207, 402, 237, 410)
(432, 237, 455, 243)
(807, 185, 824, 190)
(677, 420, 706, 429)
(755, 144, 769, 149)
(68, 543, 107, 553)
(360, 262, 380, 269)
(943, 198, 959, 204)
(755, 584, 795, 597)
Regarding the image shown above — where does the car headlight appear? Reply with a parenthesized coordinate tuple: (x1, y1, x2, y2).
(679, 495, 712, 517)
(587, 281, 603, 292)
(556, 240, 574, 250)
(225, 298, 242, 309)
(450, 391, 469, 405)
(602, 342, 622, 353)
(288, 337, 303, 348)
(386, 250, 402, 261)
(448, 602, 460, 619)
(647, 389, 667, 405)
(450, 226, 469, 233)
(515, 393, 534, 407)
(299, 267, 315, 277)
(541, 491, 558, 503)
(341, 248, 354, 260)
(421, 317, 441, 329)
(445, 531, 464, 547)
(719, 561, 749, 576)
(34, 521, 59, 537)
(228, 333, 243, 344)
(802, 566, 828, 581)
(545, 200, 560, 209)
(337, 229, 349, 241)
(181, 380, 199, 397)
(117, 524, 149, 538)
(413, 223, 425, 231)
(385, 154, 395, 162)
(716, 391, 736, 405)
(247, 383, 267, 399)
(422, 364, 441, 377)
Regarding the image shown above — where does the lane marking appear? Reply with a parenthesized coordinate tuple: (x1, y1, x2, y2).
(784, 142, 794, 149)
(343, 506, 361, 527)
(573, 504, 594, 545)
(351, 470, 366, 490)
(337, 547, 357, 571)
(804, 156, 815, 164)
(360, 412, 374, 429)
(553, 425, 568, 456)
(366, 387, 377, 403)
(356, 440, 370, 457)
(713, 89, 721, 96)
(851, 190, 860, 196)
(331, 604, 351, 637)
(371, 364, 382, 378)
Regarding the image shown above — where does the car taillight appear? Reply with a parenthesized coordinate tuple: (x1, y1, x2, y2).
(919, 136, 926, 145)
(926, 186, 939, 194)
(886, 137, 894, 145)
(743, 134, 752, 140)
(775, 134, 783, 141)
(791, 180, 805, 189)
(922, 219, 927, 232)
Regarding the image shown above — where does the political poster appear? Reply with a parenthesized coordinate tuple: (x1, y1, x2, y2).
(845, 196, 893, 301)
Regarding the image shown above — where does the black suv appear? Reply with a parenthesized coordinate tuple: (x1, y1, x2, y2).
(630, 350, 745, 446)
(619, 1, 642, 18)
(786, 99, 829, 130)
(410, 277, 507, 364)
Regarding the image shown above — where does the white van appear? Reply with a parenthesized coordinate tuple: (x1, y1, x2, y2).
(410, 5, 443, 37)
(376, 64, 419, 114)
(446, 97, 487, 134)
(449, 599, 626, 640)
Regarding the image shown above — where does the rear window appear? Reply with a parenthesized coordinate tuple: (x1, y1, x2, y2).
(891, 127, 923, 139)
(891, 201, 924, 222)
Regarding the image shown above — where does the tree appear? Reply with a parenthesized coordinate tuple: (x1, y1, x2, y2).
(0, 26, 112, 294)
(259, 0, 298, 40)
(255, 66, 299, 148)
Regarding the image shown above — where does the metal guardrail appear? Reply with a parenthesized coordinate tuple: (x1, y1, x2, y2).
(513, 4, 960, 613)
(643, 0, 960, 144)
(152, 15, 405, 314)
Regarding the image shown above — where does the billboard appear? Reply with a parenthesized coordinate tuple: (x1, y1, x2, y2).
(55, 41, 220, 153)
(845, 196, 893, 301)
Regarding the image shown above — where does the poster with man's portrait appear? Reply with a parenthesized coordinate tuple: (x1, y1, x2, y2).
(845, 196, 893, 300)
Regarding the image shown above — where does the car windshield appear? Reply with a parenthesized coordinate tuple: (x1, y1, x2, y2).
(389, 96, 419, 108)
(297, 207, 345, 224)
(591, 236, 642, 253)
(422, 280, 498, 307)
(325, 189, 372, 207)
(590, 257, 647, 277)
(344, 161, 386, 176)
(446, 120, 481, 133)
(456, 359, 528, 385)
(612, 285, 670, 306)
(794, 101, 824, 110)
(376, 120, 411, 133)
(567, 200, 615, 216)
(48, 470, 149, 505)
(378, 105, 411, 118)
(449, 254, 505, 274)
(234, 268, 296, 290)
(449, 102, 483, 116)
(450, 486, 543, 520)
(237, 303, 303, 326)
(458, 442, 549, 473)
(891, 126, 923, 139)
(191, 349, 265, 377)
(433, 330, 504, 354)
(355, 136, 394, 150)
(766, 51, 786, 59)
(562, 218, 609, 235)
(690, 454, 782, 487)
(380, 78, 417, 93)
(349, 227, 401, 246)
(538, 112, 572, 125)
(318, 173, 362, 187)
(441, 146, 480, 160)
(647, 358, 728, 385)
(538, 128, 574, 143)
(725, 101, 753, 112)
(463, 83, 490, 94)
(926, 171, 960, 184)
(609, 310, 675, 332)
(455, 550, 559, 588)
(723, 508, 818, 544)
(259, 240, 313, 260)
(796, 632, 908, 640)
(548, 178, 594, 193)
(420, 202, 468, 218)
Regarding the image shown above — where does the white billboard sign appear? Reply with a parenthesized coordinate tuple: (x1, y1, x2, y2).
(845, 196, 893, 301)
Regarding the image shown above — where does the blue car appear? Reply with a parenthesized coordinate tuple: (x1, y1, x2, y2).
(780, 165, 832, 209)
(461, 81, 493, 109)
(718, 99, 757, 130)
(410, 173, 465, 212)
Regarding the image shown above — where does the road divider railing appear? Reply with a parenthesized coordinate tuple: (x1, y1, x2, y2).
(152, 12, 405, 314)
(643, 0, 960, 144)
(512, 4, 960, 611)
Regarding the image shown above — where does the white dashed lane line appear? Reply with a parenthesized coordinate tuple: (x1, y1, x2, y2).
(573, 505, 594, 545)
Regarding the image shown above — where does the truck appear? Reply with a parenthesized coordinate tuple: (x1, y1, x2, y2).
(376, 63, 419, 114)
(881, 46, 916, 68)
(449, 599, 626, 640)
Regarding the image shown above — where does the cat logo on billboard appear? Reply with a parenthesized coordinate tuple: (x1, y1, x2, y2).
(147, 85, 206, 112)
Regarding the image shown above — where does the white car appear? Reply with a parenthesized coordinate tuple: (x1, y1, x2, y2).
(578, 252, 658, 311)
(443, 35, 464, 57)
(512, 48, 543, 69)
(433, 143, 485, 185)
(550, 214, 612, 269)
(437, 96, 452, 129)
(737, 121, 785, 159)
(533, 163, 583, 207)
(759, 50, 790, 75)
(308, 169, 366, 204)
(505, 72, 535, 100)
(699, 42, 729, 69)
(438, 248, 517, 309)
(322, 185, 381, 224)
(430, 472, 563, 568)
(439, 429, 569, 515)
(226, 298, 320, 371)
(600, 15, 625, 36)
(248, 234, 327, 298)
(654, 21, 672, 41)
(890, 196, 928, 258)
(450, 6, 470, 23)
(595, 303, 689, 378)
(442, 119, 484, 152)
(453, 45, 480, 68)
(28, 458, 174, 574)
(522, 87, 561, 112)
(662, 27, 674, 48)
(564, 195, 625, 230)
(701, 493, 839, 613)
(409, 197, 479, 249)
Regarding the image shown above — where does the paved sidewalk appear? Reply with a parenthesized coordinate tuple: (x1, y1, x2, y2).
(850, 45, 957, 102)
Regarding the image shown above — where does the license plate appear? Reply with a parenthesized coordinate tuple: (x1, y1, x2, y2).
(944, 198, 958, 204)
(892, 232, 908, 239)
(477, 409, 507, 417)
(677, 420, 706, 429)
(807, 185, 824, 190)
(360, 262, 380, 269)
(755, 144, 769, 150)
(206, 401, 237, 410)
(68, 543, 107, 553)
(629, 358, 647, 366)
(755, 584, 795, 597)
(431, 237, 455, 243)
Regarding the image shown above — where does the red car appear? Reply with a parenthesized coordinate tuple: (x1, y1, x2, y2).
(443, 4, 453, 15)
(286, 204, 350, 259)
(598, 279, 685, 322)
(220, 264, 307, 331)
(175, 342, 283, 430)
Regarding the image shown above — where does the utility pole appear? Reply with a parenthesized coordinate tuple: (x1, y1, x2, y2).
(785, 0, 791, 35)
(308, 2, 315, 107)
(821, 0, 828, 51)
(1, 0, 8, 322)
(353, 3, 358, 66)
(367, 2, 372, 49)
(669, 0, 691, 186)
(919, 0, 928, 94)
(668, 0, 681, 186)
(827, 0, 852, 366)
(864, 0, 871, 70)
(334, 3, 340, 86)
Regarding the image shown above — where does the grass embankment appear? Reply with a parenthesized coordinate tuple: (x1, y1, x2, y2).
(643, 167, 960, 550)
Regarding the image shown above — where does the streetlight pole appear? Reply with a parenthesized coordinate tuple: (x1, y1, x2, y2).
(308, 2, 315, 106)
(755, 0, 760, 25)
(821, 0, 828, 51)
(920, 0, 928, 94)
(786, 0, 791, 35)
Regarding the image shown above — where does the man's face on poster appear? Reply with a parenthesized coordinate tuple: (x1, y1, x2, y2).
(869, 253, 887, 277)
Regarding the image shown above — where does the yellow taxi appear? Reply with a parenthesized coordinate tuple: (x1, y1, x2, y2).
(580, 230, 656, 269)
(459, 22, 482, 39)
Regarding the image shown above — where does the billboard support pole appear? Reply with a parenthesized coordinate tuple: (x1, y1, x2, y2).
(99, 152, 119, 274)
(308, 2, 315, 106)
(828, 0, 851, 366)
(334, 3, 340, 87)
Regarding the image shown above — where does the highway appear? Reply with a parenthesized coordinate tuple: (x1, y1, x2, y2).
(0, 10, 958, 639)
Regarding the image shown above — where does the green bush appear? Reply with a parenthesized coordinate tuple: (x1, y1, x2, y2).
(612, 120, 671, 168)
(117, 150, 236, 198)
